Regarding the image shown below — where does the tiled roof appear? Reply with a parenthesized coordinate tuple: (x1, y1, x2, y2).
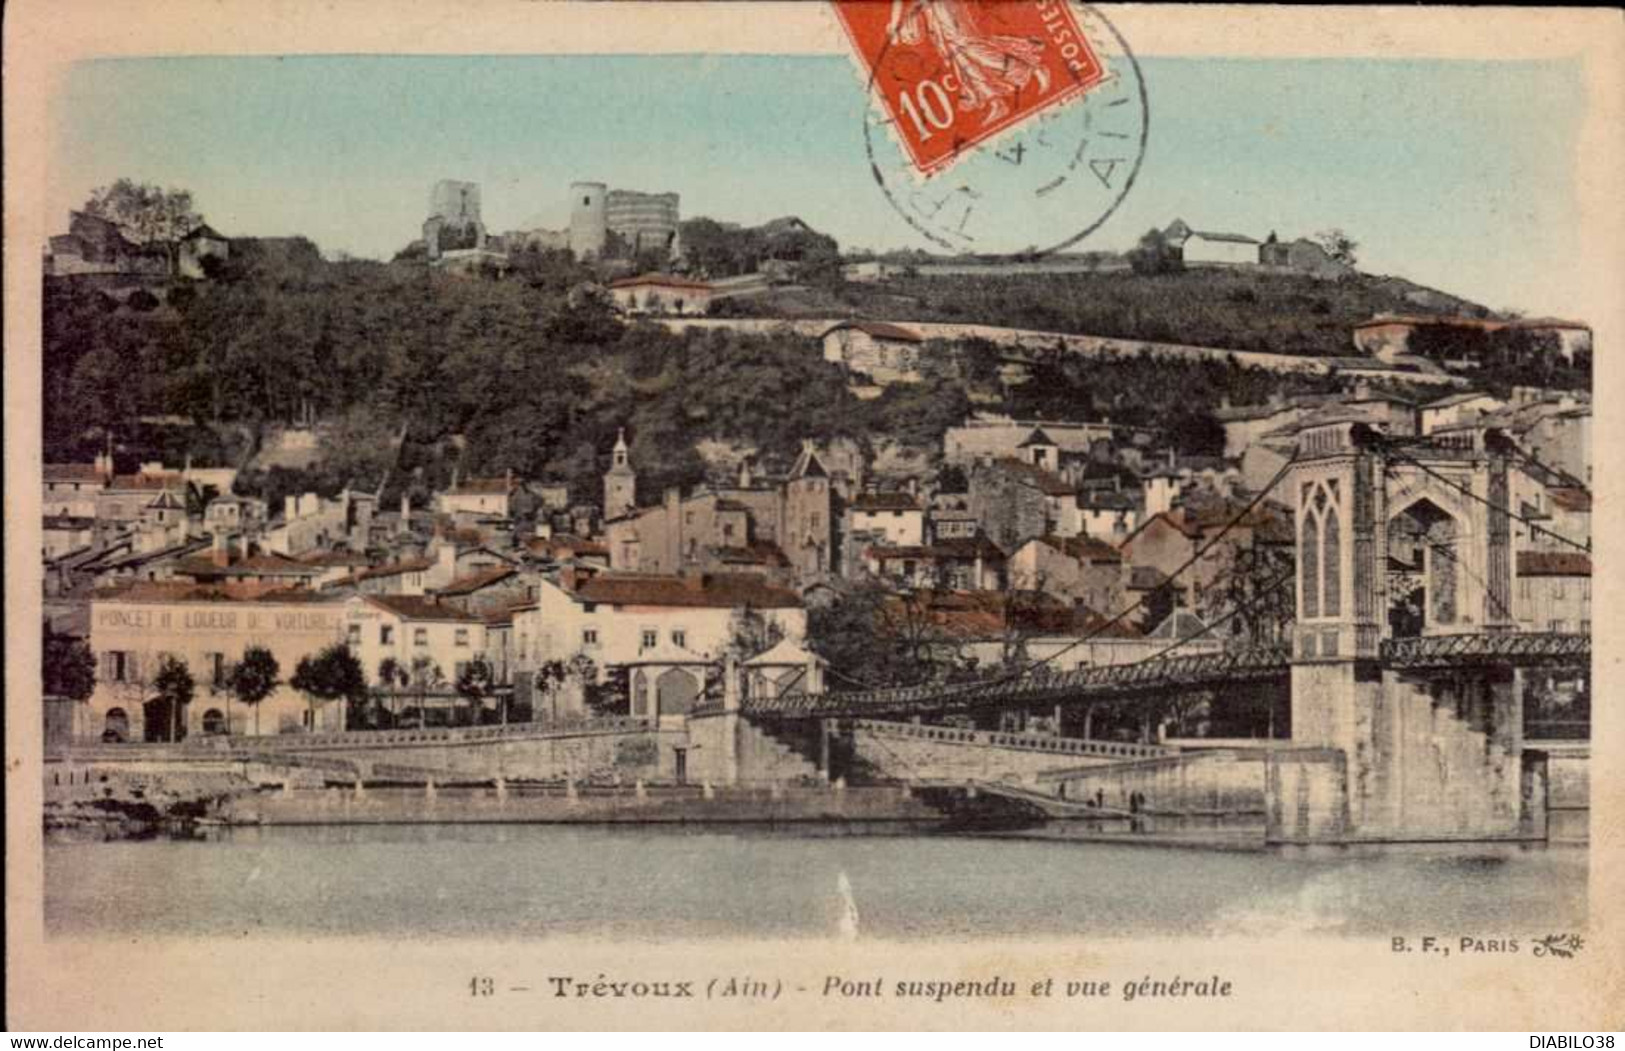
(991, 458, 1075, 497)
(851, 492, 921, 512)
(435, 565, 519, 596)
(44, 464, 107, 484)
(1547, 487, 1592, 513)
(574, 572, 802, 610)
(173, 553, 323, 578)
(821, 320, 925, 343)
(867, 536, 1006, 562)
(609, 273, 713, 292)
(1517, 551, 1591, 577)
(1190, 230, 1259, 245)
(708, 542, 790, 567)
(526, 534, 609, 558)
(1127, 565, 1171, 590)
(92, 581, 339, 604)
(364, 594, 483, 622)
(1028, 534, 1123, 563)
(296, 550, 374, 567)
(444, 477, 514, 496)
(44, 515, 96, 530)
(106, 472, 184, 492)
(1356, 314, 1590, 333)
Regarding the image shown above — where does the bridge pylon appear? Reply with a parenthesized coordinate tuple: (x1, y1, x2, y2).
(1281, 421, 1534, 843)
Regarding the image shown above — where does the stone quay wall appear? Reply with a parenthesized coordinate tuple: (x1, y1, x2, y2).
(850, 719, 1171, 785)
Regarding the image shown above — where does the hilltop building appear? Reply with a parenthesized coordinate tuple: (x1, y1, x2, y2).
(422, 179, 487, 261)
(603, 442, 832, 588)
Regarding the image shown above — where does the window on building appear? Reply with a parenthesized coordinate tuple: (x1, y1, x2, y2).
(347, 624, 362, 648)
(641, 629, 658, 650)
(455, 628, 470, 648)
(414, 628, 428, 647)
(207, 652, 227, 688)
(1581, 620, 1591, 635)
(722, 523, 735, 540)
(583, 602, 597, 614)
(583, 628, 600, 648)
(381, 625, 394, 646)
(672, 629, 687, 650)
(104, 651, 130, 683)
(1518, 578, 1532, 601)
(1553, 579, 1567, 599)
(1549, 620, 1567, 633)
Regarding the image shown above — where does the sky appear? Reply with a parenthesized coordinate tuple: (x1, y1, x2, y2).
(50, 52, 1588, 319)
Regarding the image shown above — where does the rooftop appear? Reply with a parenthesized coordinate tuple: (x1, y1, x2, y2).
(851, 491, 922, 513)
(1517, 551, 1591, 577)
(364, 594, 484, 622)
(821, 320, 925, 343)
(573, 572, 803, 610)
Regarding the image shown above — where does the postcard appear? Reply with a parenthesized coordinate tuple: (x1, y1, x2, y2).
(5, 0, 1623, 1032)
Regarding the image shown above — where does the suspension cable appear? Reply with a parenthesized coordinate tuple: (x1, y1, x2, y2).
(1007, 453, 1300, 678)
(1380, 440, 1591, 553)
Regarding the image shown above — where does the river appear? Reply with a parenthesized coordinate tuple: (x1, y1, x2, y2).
(44, 825, 1587, 940)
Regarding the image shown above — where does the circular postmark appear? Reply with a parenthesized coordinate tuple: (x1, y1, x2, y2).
(854, 1, 1149, 257)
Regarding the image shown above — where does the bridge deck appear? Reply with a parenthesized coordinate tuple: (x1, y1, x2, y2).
(746, 633, 1588, 719)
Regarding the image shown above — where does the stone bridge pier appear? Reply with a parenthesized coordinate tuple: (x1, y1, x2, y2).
(1279, 421, 1541, 842)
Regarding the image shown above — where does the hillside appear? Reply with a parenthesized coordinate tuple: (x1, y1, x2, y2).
(729, 266, 1494, 359)
(42, 248, 1506, 513)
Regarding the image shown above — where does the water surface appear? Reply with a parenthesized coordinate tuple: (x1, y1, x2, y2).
(44, 825, 1587, 940)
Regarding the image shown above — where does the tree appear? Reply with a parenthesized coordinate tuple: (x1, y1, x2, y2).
(531, 659, 570, 723)
(455, 657, 496, 726)
(42, 626, 96, 702)
(409, 656, 445, 727)
(152, 654, 195, 743)
(1129, 228, 1182, 275)
(228, 645, 280, 737)
(290, 643, 367, 733)
(376, 656, 411, 725)
(84, 179, 202, 275)
(1313, 228, 1359, 267)
(1199, 544, 1295, 650)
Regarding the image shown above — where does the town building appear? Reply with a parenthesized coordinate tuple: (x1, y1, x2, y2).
(1008, 535, 1126, 614)
(44, 211, 169, 279)
(343, 593, 489, 699)
(1420, 392, 1506, 435)
(177, 223, 231, 279)
(604, 442, 831, 587)
(847, 491, 927, 547)
(608, 273, 715, 315)
(1163, 219, 1260, 267)
(1513, 551, 1591, 635)
(820, 321, 926, 385)
(860, 535, 1005, 591)
(422, 179, 487, 262)
(968, 456, 1081, 551)
(509, 570, 808, 719)
(605, 189, 682, 259)
(941, 414, 1129, 468)
(84, 582, 351, 741)
(436, 473, 518, 520)
(1353, 314, 1594, 364)
(44, 460, 110, 519)
(1257, 232, 1352, 279)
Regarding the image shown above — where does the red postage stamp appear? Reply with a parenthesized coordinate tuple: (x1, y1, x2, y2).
(832, 0, 1109, 176)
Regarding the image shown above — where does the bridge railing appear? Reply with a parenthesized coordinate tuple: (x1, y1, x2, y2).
(848, 718, 1175, 761)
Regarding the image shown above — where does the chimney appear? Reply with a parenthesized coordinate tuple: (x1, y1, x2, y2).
(285, 495, 297, 523)
(451, 465, 461, 491)
(559, 565, 578, 593)
(505, 468, 513, 491)
(905, 476, 919, 497)
(212, 530, 230, 568)
(398, 491, 410, 536)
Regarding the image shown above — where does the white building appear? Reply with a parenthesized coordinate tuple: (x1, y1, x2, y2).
(343, 594, 488, 692)
(847, 492, 926, 547)
(820, 321, 926, 384)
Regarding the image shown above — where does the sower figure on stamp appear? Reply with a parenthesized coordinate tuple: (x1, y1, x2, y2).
(886, 0, 1052, 126)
